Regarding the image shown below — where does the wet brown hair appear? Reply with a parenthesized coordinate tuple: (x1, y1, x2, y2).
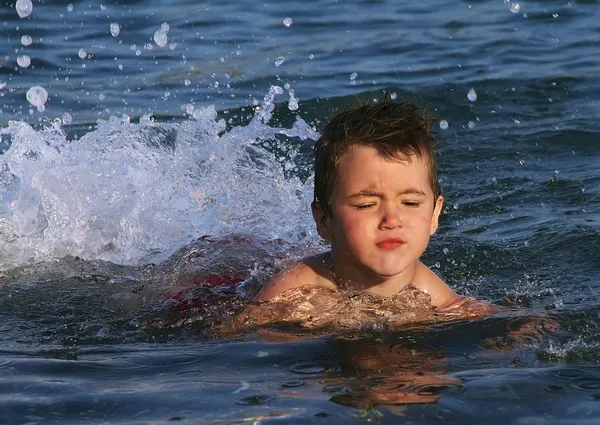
(313, 94, 441, 217)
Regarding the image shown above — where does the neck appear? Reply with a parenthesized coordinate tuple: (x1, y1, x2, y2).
(328, 251, 416, 297)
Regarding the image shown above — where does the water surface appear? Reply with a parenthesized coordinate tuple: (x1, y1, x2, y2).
(1, 0, 600, 423)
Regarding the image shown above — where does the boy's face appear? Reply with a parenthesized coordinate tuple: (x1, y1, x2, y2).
(312, 146, 443, 281)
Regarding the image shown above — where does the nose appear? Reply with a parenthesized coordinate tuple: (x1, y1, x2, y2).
(379, 202, 403, 230)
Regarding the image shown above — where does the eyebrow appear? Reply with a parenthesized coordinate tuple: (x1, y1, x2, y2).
(348, 188, 428, 199)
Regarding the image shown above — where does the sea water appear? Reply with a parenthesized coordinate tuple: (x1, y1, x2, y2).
(1, 0, 600, 423)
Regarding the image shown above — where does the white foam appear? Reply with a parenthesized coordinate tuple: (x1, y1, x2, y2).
(0, 88, 319, 271)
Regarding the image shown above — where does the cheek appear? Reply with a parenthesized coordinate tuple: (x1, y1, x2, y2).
(335, 212, 369, 240)
(413, 211, 435, 234)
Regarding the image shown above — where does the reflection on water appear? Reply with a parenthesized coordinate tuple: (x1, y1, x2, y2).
(326, 338, 457, 408)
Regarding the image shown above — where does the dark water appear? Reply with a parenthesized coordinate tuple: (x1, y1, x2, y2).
(1, 0, 600, 423)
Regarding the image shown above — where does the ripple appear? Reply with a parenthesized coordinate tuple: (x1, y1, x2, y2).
(497, 371, 538, 381)
(235, 394, 276, 405)
(322, 384, 347, 394)
(0, 358, 20, 368)
(174, 369, 209, 378)
(548, 368, 587, 380)
(73, 346, 231, 374)
(414, 383, 460, 397)
(287, 361, 341, 375)
(571, 379, 600, 392)
(544, 384, 567, 395)
(281, 381, 305, 388)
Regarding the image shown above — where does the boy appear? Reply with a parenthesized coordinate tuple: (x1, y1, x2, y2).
(255, 96, 478, 312)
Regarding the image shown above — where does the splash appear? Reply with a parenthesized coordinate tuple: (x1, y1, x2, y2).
(0, 87, 320, 271)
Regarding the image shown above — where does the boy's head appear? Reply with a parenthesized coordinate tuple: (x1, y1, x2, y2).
(313, 96, 441, 218)
(310, 96, 444, 281)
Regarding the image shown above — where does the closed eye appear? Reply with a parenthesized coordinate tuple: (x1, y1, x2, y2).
(354, 204, 375, 210)
(403, 201, 420, 207)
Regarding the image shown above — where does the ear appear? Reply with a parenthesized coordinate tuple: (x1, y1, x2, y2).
(311, 201, 332, 241)
(430, 195, 444, 236)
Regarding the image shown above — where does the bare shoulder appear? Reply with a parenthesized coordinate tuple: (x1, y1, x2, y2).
(254, 253, 335, 301)
(411, 261, 464, 309)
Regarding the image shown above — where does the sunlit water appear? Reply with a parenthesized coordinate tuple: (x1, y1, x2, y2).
(1, 0, 600, 423)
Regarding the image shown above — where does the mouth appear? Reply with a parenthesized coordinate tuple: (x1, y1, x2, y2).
(376, 238, 405, 250)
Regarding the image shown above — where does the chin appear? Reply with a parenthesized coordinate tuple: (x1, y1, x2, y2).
(369, 260, 413, 278)
(373, 269, 406, 279)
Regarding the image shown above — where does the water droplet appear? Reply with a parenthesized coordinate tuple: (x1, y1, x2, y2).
(552, 13, 559, 18)
(274, 56, 285, 67)
(26, 85, 48, 109)
(154, 29, 168, 47)
(308, 53, 314, 60)
(467, 87, 477, 102)
(192, 109, 204, 120)
(184, 79, 191, 86)
(161, 22, 170, 32)
(283, 17, 293, 27)
(21, 35, 32, 46)
(443, 247, 450, 255)
(110, 23, 120, 37)
(67, 3, 73, 12)
(510, 3, 520, 13)
(118, 64, 123, 70)
(439, 120, 449, 130)
(17, 55, 31, 68)
(62, 112, 72, 124)
(390, 92, 397, 100)
(135, 49, 141, 56)
(288, 88, 299, 111)
(16, 0, 33, 18)
(185, 104, 195, 115)
(514, 118, 521, 125)
(78, 48, 87, 59)
(349, 72, 358, 80)
(468, 120, 475, 129)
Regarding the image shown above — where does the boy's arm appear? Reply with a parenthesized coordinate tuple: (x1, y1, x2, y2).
(254, 263, 316, 301)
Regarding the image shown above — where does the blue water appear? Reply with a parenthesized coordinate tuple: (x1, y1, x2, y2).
(1, 0, 600, 423)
